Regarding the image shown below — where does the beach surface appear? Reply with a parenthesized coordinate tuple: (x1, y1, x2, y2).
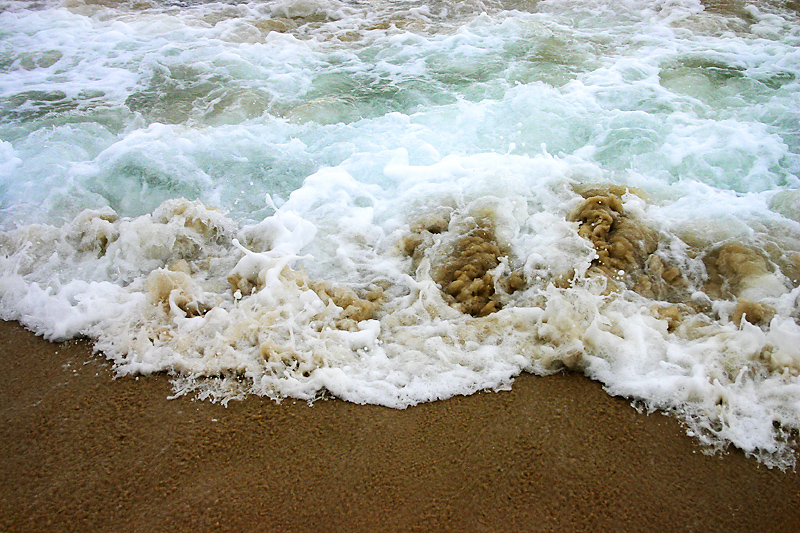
(1, 319, 798, 532)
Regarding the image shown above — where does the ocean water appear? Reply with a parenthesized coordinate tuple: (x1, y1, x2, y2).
(1, 0, 799, 468)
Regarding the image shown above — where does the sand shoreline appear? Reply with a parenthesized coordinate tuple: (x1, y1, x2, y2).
(1, 319, 798, 532)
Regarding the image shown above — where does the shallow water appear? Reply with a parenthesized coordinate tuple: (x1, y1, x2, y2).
(1, 0, 799, 468)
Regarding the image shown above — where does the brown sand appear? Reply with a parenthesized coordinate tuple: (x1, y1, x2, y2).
(1, 320, 798, 532)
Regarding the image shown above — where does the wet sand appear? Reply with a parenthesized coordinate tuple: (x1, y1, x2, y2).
(1, 319, 798, 532)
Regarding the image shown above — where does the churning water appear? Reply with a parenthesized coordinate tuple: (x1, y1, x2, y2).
(1, 0, 799, 467)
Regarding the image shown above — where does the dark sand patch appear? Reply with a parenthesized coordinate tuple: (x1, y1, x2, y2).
(1, 320, 798, 532)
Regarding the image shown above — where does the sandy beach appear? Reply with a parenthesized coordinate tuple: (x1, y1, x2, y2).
(3, 0, 800, 531)
(1, 319, 798, 532)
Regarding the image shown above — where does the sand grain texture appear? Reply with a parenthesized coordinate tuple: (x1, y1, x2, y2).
(1, 320, 798, 532)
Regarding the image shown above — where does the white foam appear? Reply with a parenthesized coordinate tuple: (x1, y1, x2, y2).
(1, 0, 799, 468)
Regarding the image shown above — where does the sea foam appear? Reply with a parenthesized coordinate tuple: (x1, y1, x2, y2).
(1, 0, 799, 468)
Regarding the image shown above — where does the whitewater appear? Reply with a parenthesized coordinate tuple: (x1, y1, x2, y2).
(1, 0, 799, 468)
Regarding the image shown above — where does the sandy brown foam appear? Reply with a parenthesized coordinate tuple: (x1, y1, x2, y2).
(401, 211, 524, 317)
(567, 187, 797, 330)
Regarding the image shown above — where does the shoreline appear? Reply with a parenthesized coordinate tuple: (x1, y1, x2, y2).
(1, 318, 798, 532)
